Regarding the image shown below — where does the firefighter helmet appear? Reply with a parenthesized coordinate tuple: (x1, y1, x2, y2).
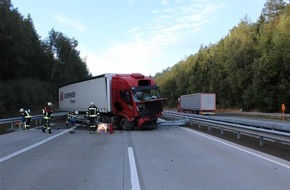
(47, 102, 52, 106)
(19, 108, 24, 112)
(90, 102, 94, 105)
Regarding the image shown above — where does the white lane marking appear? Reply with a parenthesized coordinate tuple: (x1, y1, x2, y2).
(182, 127, 290, 169)
(0, 128, 75, 163)
(128, 147, 141, 190)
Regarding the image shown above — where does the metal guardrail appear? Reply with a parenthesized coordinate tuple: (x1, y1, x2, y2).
(224, 111, 290, 120)
(0, 112, 68, 132)
(163, 111, 290, 146)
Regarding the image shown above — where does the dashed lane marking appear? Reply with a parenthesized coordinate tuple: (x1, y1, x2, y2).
(128, 147, 141, 190)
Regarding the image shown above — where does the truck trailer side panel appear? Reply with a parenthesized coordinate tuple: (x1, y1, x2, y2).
(59, 74, 113, 113)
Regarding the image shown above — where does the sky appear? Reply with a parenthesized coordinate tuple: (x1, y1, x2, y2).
(12, 0, 266, 77)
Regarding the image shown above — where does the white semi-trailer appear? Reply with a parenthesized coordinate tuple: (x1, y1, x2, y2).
(59, 74, 113, 113)
(178, 93, 216, 114)
(59, 73, 165, 130)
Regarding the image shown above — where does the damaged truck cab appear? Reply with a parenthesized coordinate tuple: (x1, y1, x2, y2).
(111, 73, 164, 130)
(59, 73, 165, 131)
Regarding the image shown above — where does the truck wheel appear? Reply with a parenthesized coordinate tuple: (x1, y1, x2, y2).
(125, 121, 134, 131)
(114, 118, 120, 129)
(120, 118, 127, 130)
(120, 118, 134, 131)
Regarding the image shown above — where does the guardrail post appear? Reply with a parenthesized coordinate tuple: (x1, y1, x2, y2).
(259, 136, 264, 146)
(220, 128, 224, 135)
(237, 132, 241, 139)
(11, 123, 14, 131)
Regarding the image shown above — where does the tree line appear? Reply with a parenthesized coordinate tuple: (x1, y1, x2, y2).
(0, 0, 92, 117)
(155, 0, 290, 113)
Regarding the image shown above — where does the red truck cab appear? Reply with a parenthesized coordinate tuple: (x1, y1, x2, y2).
(111, 73, 164, 130)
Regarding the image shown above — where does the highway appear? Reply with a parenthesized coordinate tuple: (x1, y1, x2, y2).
(1, 120, 290, 190)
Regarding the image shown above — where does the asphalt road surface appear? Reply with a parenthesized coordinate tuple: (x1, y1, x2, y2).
(1, 121, 290, 190)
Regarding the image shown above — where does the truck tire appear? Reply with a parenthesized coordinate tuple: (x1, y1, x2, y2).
(125, 121, 135, 131)
(120, 118, 127, 130)
(120, 118, 134, 131)
(112, 117, 119, 129)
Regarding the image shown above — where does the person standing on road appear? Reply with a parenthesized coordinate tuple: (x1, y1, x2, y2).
(88, 102, 98, 132)
(20, 108, 32, 130)
(42, 102, 53, 133)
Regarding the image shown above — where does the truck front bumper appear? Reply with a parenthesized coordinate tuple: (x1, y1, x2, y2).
(137, 117, 158, 129)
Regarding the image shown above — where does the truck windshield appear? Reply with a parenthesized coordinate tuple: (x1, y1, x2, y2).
(132, 87, 161, 102)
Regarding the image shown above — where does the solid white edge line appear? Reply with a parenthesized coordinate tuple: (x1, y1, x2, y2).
(181, 127, 290, 169)
(0, 128, 76, 163)
(128, 147, 141, 190)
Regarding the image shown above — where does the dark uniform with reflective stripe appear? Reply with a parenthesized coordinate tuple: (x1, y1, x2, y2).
(21, 109, 32, 130)
(42, 105, 53, 133)
(88, 104, 98, 131)
(66, 111, 77, 128)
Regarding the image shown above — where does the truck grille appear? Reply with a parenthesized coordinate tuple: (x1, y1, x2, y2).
(137, 101, 162, 117)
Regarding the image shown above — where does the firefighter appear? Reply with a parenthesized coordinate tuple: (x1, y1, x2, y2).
(88, 102, 98, 132)
(42, 102, 53, 133)
(66, 111, 78, 128)
(20, 108, 32, 130)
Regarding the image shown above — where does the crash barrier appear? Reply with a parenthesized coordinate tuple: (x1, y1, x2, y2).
(163, 111, 290, 146)
(225, 111, 290, 120)
(0, 112, 68, 132)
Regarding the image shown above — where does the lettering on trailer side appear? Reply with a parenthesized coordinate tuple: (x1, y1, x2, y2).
(60, 91, 76, 103)
(64, 92, 75, 99)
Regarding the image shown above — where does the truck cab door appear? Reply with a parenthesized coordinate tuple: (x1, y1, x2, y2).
(112, 89, 133, 113)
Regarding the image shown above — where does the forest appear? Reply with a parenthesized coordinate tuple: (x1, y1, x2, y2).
(0, 0, 289, 118)
(0, 0, 92, 117)
(155, 0, 290, 113)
